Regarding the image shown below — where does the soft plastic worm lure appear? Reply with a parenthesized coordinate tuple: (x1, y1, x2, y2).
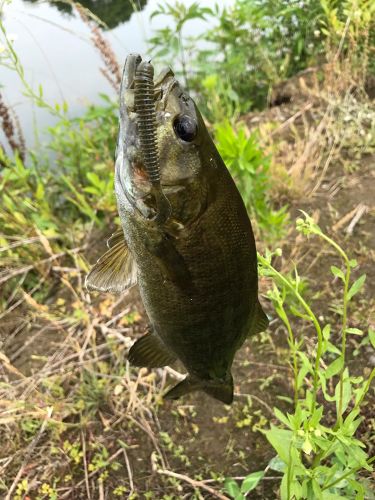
(134, 61, 171, 224)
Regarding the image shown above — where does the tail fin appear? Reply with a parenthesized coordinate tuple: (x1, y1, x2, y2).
(164, 374, 233, 405)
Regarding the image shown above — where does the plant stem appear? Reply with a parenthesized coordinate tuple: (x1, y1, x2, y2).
(317, 232, 350, 429)
(280, 304, 299, 407)
(258, 254, 323, 413)
(322, 456, 375, 491)
(0, 21, 65, 119)
(287, 443, 292, 500)
(335, 261, 350, 428)
(178, 30, 189, 91)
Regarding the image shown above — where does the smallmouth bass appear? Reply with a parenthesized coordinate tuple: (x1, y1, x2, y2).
(86, 54, 268, 404)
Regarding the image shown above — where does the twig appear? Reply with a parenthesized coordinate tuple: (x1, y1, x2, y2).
(0, 235, 58, 252)
(122, 447, 134, 493)
(346, 204, 368, 235)
(81, 430, 92, 500)
(0, 245, 86, 285)
(234, 392, 274, 416)
(5, 406, 53, 500)
(163, 366, 186, 381)
(332, 203, 367, 233)
(271, 102, 313, 136)
(334, 15, 351, 62)
(156, 469, 230, 500)
(98, 478, 104, 500)
(0, 456, 14, 475)
(310, 133, 340, 195)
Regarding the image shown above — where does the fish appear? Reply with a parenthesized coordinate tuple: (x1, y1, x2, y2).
(86, 54, 268, 404)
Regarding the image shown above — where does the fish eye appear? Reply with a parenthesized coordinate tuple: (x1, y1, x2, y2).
(173, 115, 198, 143)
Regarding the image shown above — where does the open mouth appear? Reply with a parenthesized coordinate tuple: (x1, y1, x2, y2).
(120, 54, 176, 114)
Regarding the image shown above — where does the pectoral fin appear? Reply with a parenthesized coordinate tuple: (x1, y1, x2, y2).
(128, 331, 176, 368)
(85, 230, 137, 294)
(145, 234, 193, 291)
(248, 300, 269, 336)
(107, 229, 126, 248)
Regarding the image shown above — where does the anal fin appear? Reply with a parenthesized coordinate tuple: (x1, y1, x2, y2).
(128, 331, 176, 368)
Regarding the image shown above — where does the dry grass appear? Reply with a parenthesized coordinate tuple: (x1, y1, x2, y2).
(75, 2, 121, 92)
(245, 59, 375, 202)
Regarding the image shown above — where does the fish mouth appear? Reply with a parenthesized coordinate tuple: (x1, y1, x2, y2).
(119, 54, 175, 224)
(119, 53, 141, 119)
(120, 53, 177, 114)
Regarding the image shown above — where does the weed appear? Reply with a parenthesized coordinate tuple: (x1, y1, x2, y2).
(148, 2, 212, 89)
(160, 432, 191, 466)
(225, 213, 374, 499)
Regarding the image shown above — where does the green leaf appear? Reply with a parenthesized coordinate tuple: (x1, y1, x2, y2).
(322, 492, 347, 499)
(312, 478, 323, 499)
(240, 471, 264, 493)
(274, 408, 292, 429)
(326, 341, 341, 355)
(265, 426, 293, 464)
(322, 324, 331, 340)
(224, 479, 243, 499)
(354, 369, 375, 406)
(348, 478, 365, 498)
(325, 357, 344, 378)
(319, 372, 336, 402)
(347, 275, 366, 301)
(276, 395, 294, 404)
(298, 352, 313, 373)
(268, 455, 286, 472)
(280, 473, 288, 500)
(368, 328, 375, 349)
(330, 265, 345, 281)
(335, 372, 352, 417)
(309, 405, 324, 427)
(296, 364, 310, 390)
(345, 328, 363, 336)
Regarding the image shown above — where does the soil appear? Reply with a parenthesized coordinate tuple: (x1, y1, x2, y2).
(1, 92, 374, 499)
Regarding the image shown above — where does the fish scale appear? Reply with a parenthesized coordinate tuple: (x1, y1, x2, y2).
(86, 54, 268, 404)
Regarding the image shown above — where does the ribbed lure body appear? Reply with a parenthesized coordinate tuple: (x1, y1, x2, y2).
(134, 61, 170, 224)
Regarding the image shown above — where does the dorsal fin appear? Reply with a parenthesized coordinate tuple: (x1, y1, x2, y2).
(85, 231, 137, 294)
